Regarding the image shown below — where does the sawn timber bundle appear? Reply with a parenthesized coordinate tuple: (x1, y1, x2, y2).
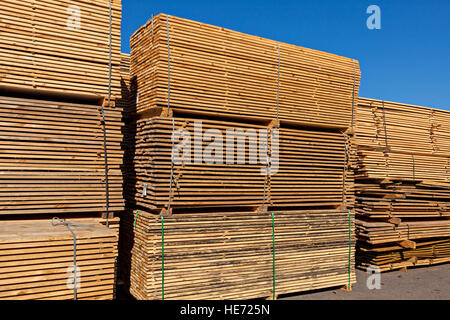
(0, 0, 122, 98)
(355, 97, 450, 271)
(130, 14, 361, 129)
(120, 209, 355, 300)
(0, 95, 124, 215)
(0, 219, 118, 300)
(125, 116, 353, 212)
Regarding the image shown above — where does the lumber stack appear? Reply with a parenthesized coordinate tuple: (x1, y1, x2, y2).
(0, 0, 125, 299)
(357, 239, 450, 272)
(355, 98, 450, 271)
(0, 0, 122, 98)
(0, 95, 125, 215)
(121, 209, 354, 300)
(130, 14, 361, 129)
(0, 219, 118, 300)
(120, 13, 360, 300)
(125, 116, 352, 211)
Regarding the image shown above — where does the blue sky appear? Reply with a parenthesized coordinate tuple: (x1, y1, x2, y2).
(121, 0, 449, 110)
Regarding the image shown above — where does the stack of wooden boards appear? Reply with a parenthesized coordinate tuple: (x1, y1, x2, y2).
(0, 219, 118, 300)
(355, 98, 450, 271)
(0, 0, 122, 98)
(120, 13, 361, 300)
(358, 239, 450, 272)
(0, 95, 124, 215)
(126, 116, 353, 211)
(130, 14, 360, 129)
(0, 0, 124, 300)
(121, 209, 354, 300)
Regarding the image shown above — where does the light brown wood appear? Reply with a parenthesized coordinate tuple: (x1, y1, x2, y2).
(130, 14, 361, 129)
(119, 208, 355, 300)
(0, 0, 122, 98)
(0, 95, 125, 215)
(0, 218, 118, 300)
(355, 97, 450, 271)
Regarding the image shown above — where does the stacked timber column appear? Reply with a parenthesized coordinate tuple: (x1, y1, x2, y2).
(121, 13, 362, 300)
(0, 0, 124, 299)
(354, 98, 450, 272)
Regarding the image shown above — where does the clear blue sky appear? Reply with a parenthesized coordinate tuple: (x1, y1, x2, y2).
(121, 0, 449, 110)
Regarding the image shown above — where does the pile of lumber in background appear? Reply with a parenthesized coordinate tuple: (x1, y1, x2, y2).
(120, 209, 354, 300)
(355, 98, 450, 271)
(357, 239, 450, 272)
(0, 0, 124, 300)
(0, 218, 118, 300)
(120, 13, 360, 300)
(130, 14, 360, 129)
(0, 0, 122, 98)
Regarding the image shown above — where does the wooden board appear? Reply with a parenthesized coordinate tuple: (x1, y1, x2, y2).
(0, 0, 122, 98)
(119, 208, 355, 300)
(0, 218, 118, 300)
(130, 14, 361, 129)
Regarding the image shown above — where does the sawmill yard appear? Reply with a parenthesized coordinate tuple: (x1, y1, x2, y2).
(0, 0, 449, 301)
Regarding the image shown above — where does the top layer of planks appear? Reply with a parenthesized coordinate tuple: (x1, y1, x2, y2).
(130, 13, 361, 129)
(0, 0, 122, 99)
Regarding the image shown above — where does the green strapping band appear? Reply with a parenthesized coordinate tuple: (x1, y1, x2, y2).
(271, 212, 276, 300)
(348, 210, 352, 288)
(161, 216, 165, 300)
(133, 211, 139, 228)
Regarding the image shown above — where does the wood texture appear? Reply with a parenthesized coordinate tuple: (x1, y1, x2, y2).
(0, 95, 125, 215)
(124, 115, 353, 212)
(120, 208, 355, 300)
(0, 0, 122, 98)
(130, 14, 361, 129)
(357, 239, 450, 272)
(0, 218, 118, 300)
(355, 97, 450, 271)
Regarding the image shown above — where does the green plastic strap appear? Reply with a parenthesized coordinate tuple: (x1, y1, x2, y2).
(161, 216, 165, 300)
(133, 211, 139, 228)
(348, 210, 352, 288)
(271, 212, 276, 299)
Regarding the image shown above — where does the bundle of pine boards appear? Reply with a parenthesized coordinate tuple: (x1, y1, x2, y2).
(0, 0, 122, 98)
(125, 116, 352, 212)
(130, 14, 361, 129)
(120, 209, 354, 300)
(0, 218, 118, 300)
(355, 98, 450, 271)
(0, 95, 125, 215)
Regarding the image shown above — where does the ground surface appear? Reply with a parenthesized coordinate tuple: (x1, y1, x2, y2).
(280, 263, 450, 300)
